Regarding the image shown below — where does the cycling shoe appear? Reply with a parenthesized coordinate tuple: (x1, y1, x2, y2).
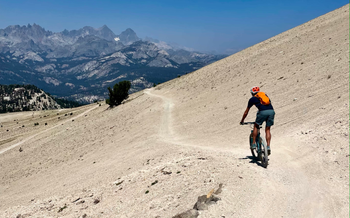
(267, 146, 271, 155)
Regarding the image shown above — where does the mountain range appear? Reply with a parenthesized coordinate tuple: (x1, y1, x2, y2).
(0, 24, 226, 103)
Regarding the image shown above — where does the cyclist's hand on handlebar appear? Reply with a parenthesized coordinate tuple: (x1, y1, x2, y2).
(240, 121, 244, 125)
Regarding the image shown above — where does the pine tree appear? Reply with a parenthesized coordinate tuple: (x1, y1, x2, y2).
(107, 81, 131, 107)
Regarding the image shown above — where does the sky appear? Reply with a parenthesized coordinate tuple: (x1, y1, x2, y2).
(0, 0, 348, 54)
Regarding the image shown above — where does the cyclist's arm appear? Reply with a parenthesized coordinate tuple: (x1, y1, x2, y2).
(240, 107, 250, 124)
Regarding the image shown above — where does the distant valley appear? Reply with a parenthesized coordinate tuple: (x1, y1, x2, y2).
(0, 24, 226, 103)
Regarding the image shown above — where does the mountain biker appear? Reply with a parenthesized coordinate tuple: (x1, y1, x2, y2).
(240, 86, 275, 155)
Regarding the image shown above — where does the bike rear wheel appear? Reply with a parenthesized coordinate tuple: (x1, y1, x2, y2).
(259, 137, 269, 168)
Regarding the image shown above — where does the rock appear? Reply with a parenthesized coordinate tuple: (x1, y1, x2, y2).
(77, 200, 85, 205)
(161, 167, 172, 175)
(58, 205, 67, 213)
(175, 185, 222, 217)
(115, 180, 124, 186)
(215, 183, 223, 194)
(173, 209, 199, 218)
(72, 197, 81, 203)
(193, 195, 208, 210)
(193, 193, 221, 210)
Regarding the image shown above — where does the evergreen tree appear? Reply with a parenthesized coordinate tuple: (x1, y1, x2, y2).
(107, 81, 131, 107)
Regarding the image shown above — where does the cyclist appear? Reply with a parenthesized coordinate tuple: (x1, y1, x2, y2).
(240, 86, 275, 155)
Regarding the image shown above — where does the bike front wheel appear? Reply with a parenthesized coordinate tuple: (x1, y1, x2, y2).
(249, 134, 259, 159)
(250, 148, 259, 159)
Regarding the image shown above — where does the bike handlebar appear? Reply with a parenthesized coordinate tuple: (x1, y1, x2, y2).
(241, 122, 255, 125)
(241, 122, 262, 128)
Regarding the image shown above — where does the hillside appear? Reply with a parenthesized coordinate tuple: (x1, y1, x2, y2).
(0, 4, 348, 218)
(0, 84, 60, 113)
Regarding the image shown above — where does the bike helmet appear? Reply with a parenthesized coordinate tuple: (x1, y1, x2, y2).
(250, 86, 260, 95)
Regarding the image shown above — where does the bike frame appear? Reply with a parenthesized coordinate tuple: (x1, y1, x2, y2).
(243, 122, 268, 168)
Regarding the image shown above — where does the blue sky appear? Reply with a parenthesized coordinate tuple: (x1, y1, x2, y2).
(0, 0, 348, 54)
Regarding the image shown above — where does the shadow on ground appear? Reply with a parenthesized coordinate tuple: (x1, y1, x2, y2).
(239, 156, 267, 168)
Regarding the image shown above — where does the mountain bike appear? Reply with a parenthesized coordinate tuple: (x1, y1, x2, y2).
(242, 122, 269, 168)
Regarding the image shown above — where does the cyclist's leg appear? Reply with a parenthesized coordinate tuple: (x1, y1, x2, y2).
(265, 110, 275, 147)
(252, 123, 259, 144)
(265, 126, 271, 147)
(254, 111, 264, 145)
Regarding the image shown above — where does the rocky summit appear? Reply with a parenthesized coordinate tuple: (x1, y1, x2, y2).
(0, 24, 226, 103)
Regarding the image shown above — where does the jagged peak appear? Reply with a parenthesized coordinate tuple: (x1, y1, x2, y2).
(99, 25, 110, 30)
(122, 28, 136, 34)
(6, 25, 20, 29)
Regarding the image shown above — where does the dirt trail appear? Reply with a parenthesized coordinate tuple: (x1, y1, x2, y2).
(144, 89, 176, 142)
(144, 89, 238, 154)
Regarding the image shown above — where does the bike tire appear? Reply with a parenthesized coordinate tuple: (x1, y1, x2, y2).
(259, 137, 269, 168)
(249, 134, 258, 159)
(251, 148, 259, 159)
